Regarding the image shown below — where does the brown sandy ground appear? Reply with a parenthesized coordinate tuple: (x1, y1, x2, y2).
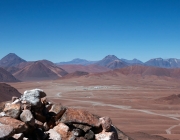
(9, 75, 180, 140)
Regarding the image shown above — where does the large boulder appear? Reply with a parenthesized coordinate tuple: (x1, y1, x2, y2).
(21, 89, 46, 107)
(0, 117, 28, 133)
(0, 123, 14, 139)
(60, 108, 100, 127)
(53, 122, 72, 139)
(3, 102, 21, 119)
(49, 104, 66, 121)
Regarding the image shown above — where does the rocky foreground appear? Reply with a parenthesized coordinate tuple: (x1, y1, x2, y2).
(0, 89, 133, 140)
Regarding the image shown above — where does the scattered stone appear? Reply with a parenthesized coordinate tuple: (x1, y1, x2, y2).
(99, 116, 112, 132)
(53, 122, 70, 139)
(12, 96, 19, 102)
(0, 111, 7, 117)
(46, 129, 61, 140)
(21, 89, 46, 107)
(34, 111, 47, 123)
(84, 130, 95, 140)
(35, 119, 44, 129)
(0, 123, 14, 139)
(73, 128, 83, 137)
(12, 133, 24, 140)
(95, 131, 117, 140)
(49, 104, 66, 121)
(60, 108, 100, 127)
(73, 124, 92, 133)
(43, 122, 49, 131)
(3, 102, 21, 119)
(20, 110, 35, 126)
(0, 117, 28, 133)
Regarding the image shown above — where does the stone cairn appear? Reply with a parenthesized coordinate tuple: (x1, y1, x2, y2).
(0, 89, 132, 140)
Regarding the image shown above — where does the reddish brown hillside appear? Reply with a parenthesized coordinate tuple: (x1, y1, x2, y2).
(13, 60, 68, 81)
(0, 67, 19, 82)
(62, 71, 89, 79)
(40, 60, 68, 76)
(58, 64, 110, 73)
(0, 83, 21, 102)
(114, 65, 173, 77)
(13, 61, 64, 81)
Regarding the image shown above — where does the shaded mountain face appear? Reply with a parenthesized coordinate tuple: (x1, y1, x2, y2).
(121, 58, 143, 65)
(13, 61, 68, 81)
(0, 67, 20, 82)
(145, 58, 180, 68)
(95, 55, 128, 69)
(0, 53, 26, 67)
(57, 58, 97, 65)
(0, 83, 21, 102)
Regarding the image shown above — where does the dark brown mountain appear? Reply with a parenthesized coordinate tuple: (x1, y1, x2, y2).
(95, 55, 128, 69)
(155, 94, 180, 104)
(58, 64, 110, 73)
(0, 83, 21, 102)
(0, 53, 26, 67)
(0, 67, 20, 82)
(13, 61, 68, 81)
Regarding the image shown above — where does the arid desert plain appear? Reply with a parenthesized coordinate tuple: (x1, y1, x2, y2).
(9, 74, 180, 140)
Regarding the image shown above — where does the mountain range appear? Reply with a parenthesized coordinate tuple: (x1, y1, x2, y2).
(1, 53, 180, 82)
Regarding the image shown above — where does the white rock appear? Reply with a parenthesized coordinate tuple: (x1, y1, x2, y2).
(46, 129, 61, 140)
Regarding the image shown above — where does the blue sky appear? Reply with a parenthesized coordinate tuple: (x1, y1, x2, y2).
(0, 0, 179, 62)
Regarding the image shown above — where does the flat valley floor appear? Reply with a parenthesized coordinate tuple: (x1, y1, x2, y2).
(10, 75, 180, 140)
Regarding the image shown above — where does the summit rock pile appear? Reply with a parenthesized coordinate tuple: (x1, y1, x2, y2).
(0, 89, 133, 140)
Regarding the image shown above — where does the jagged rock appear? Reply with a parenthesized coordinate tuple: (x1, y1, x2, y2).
(73, 128, 84, 137)
(3, 102, 21, 119)
(0, 111, 7, 117)
(99, 116, 112, 132)
(20, 110, 35, 126)
(46, 129, 61, 140)
(43, 122, 49, 131)
(95, 131, 117, 140)
(35, 119, 44, 129)
(0, 123, 14, 139)
(73, 124, 92, 133)
(46, 104, 53, 112)
(60, 108, 100, 127)
(21, 101, 31, 110)
(12, 96, 19, 102)
(53, 122, 71, 139)
(49, 104, 66, 121)
(34, 111, 46, 123)
(11, 133, 24, 140)
(0, 117, 28, 133)
(112, 126, 133, 140)
(21, 89, 46, 107)
(84, 130, 95, 140)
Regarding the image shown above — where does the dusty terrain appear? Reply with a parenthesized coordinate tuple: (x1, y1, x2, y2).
(9, 74, 180, 140)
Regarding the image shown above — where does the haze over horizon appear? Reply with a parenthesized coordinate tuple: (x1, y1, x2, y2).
(0, 0, 179, 62)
